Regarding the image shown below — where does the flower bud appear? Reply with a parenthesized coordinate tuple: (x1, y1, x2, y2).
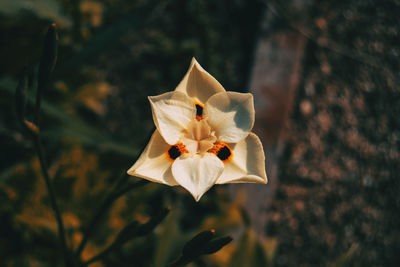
(182, 229, 215, 257)
(15, 68, 28, 122)
(201, 236, 233, 255)
(38, 23, 58, 91)
(35, 23, 58, 123)
(115, 220, 139, 243)
(134, 206, 170, 237)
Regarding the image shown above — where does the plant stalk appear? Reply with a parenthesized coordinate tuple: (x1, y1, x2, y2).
(34, 134, 71, 266)
(75, 175, 148, 257)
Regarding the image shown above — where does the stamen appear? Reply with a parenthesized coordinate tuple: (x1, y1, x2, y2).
(208, 142, 233, 162)
(166, 143, 188, 161)
(194, 101, 204, 121)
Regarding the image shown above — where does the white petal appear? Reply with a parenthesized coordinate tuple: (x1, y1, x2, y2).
(216, 132, 267, 184)
(205, 91, 255, 143)
(127, 130, 178, 186)
(171, 153, 224, 201)
(175, 58, 226, 103)
(149, 91, 196, 145)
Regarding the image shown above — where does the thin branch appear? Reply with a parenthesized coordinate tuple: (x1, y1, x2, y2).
(114, 179, 149, 198)
(166, 257, 191, 267)
(34, 134, 71, 266)
(83, 238, 119, 265)
(74, 183, 119, 257)
(75, 175, 148, 257)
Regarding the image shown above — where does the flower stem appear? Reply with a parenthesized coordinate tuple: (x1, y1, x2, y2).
(34, 134, 71, 266)
(74, 189, 116, 257)
(75, 175, 148, 257)
(83, 238, 119, 265)
(166, 257, 191, 267)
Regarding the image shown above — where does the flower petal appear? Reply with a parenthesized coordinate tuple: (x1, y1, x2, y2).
(127, 130, 178, 185)
(205, 91, 255, 143)
(175, 58, 226, 103)
(216, 132, 267, 184)
(171, 153, 224, 201)
(149, 91, 196, 145)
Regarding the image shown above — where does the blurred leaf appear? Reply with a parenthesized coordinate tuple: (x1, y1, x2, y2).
(74, 82, 112, 115)
(332, 244, 359, 267)
(153, 207, 183, 267)
(228, 229, 275, 267)
(1, 78, 139, 156)
(260, 237, 278, 266)
(0, 164, 22, 182)
(0, 0, 72, 28)
(80, 0, 104, 27)
(182, 229, 215, 257)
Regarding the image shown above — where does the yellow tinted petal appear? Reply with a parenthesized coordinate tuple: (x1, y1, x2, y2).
(171, 153, 224, 201)
(149, 91, 196, 145)
(216, 132, 267, 184)
(205, 92, 255, 143)
(127, 130, 178, 185)
(175, 58, 226, 103)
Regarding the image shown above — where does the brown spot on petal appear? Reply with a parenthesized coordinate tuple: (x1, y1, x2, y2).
(194, 101, 204, 121)
(208, 142, 233, 162)
(166, 143, 188, 161)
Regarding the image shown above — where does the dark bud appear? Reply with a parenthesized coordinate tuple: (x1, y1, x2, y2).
(35, 23, 58, 123)
(15, 67, 28, 122)
(115, 220, 139, 244)
(183, 229, 215, 257)
(167, 232, 232, 267)
(134, 206, 170, 237)
(201, 236, 233, 255)
(114, 207, 170, 246)
(38, 23, 58, 91)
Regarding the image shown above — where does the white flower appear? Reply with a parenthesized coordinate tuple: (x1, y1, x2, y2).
(127, 58, 267, 201)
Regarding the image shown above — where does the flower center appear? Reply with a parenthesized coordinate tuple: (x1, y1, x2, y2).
(181, 119, 217, 154)
(166, 102, 234, 163)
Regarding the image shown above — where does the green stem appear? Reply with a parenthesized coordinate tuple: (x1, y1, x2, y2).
(75, 176, 148, 257)
(34, 134, 71, 266)
(34, 86, 42, 125)
(75, 190, 116, 257)
(166, 256, 191, 267)
(114, 179, 149, 197)
(83, 238, 119, 265)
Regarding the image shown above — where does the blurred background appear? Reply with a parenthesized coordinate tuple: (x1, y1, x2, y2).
(0, 0, 399, 266)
